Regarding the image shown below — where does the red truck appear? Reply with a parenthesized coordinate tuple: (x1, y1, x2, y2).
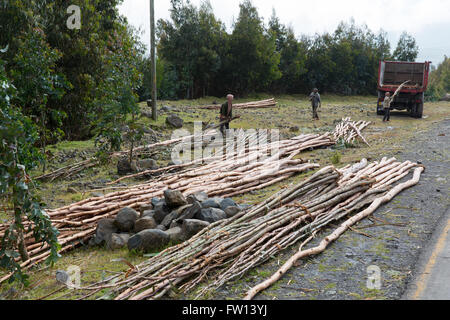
(377, 60, 431, 118)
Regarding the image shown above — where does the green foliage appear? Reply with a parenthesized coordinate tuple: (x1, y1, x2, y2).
(156, 0, 227, 98)
(91, 24, 145, 161)
(228, 0, 281, 94)
(329, 151, 342, 165)
(156, 4, 399, 97)
(1, 0, 145, 139)
(10, 28, 69, 166)
(0, 59, 60, 284)
(426, 56, 450, 101)
(269, 10, 308, 93)
(393, 32, 419, 62)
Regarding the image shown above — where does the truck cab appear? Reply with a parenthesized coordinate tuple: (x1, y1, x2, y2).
(377, 60, 431, 118)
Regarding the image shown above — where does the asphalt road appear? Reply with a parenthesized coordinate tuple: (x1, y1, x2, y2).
(404, 206, 450, 299)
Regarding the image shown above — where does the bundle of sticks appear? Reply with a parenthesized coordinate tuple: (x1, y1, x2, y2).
(196, 98, 277, 110)
(77, 157, 422, 300)
(333, 117, 371, 146)
(34, 158, 97, 182)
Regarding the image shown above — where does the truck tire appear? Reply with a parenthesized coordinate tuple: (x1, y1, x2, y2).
(376, 98, 384, 115)
(415, 102, 423, 118)
(412, 93, 424, 118)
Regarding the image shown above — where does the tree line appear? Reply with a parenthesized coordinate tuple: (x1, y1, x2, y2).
(144, 0, 420, 101)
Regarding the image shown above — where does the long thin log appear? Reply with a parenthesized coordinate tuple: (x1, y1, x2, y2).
(243, 166, 424, 300)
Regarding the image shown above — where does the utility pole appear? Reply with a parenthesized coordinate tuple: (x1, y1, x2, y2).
(150, 0, 157, 120)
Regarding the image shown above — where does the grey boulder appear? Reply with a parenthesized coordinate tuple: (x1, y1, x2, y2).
(166, 114, 183, 128)
(114, 207, 139, 232)
(139, 203, 153, 216)
(176, 201, 202, 222)
(138, 159, 158, 170)
(127, 229, 170, 253)
(164, 189, 188, 208)
(107, 233, 131, 250)
(134, 216, 158, 233)
(181, 219, 210, 239)
(117, 158, 132, 175)
(153, 202, 171, 224)
(201, 198, 222, 209)
(186, 191, 208, 203)
(141, 209, 155, 219)
(94, 219, 118, 245)
(220, 198, 237, 210)
(166, 227, 183, 243)
(195, 208, 226, 223)
(224, 206, 241, 218)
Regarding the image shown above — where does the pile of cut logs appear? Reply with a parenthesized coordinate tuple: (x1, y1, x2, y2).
(333, 117, 371, 146)
(0, 118, 370, 283)
(69, 157, 423, 300)
(0, 132, 335, 282)
(195, 98, 277, 110)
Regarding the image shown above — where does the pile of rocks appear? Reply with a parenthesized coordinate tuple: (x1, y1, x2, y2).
(90, 189, 249, 253)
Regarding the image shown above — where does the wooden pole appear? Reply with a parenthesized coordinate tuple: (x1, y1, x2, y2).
(150, 0, 157, 120)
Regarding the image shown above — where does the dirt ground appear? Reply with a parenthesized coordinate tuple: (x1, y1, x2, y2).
(1, 95, 449, 300)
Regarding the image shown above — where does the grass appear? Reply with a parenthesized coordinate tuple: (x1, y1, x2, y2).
(1, 94, 449, 300)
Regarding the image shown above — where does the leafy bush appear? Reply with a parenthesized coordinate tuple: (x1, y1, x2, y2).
(0, 58, 60, 284)
(329, 151, 342, 165)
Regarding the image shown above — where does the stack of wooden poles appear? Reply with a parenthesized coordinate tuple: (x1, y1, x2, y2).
(195, 98, 277, 110)
(76, 157, 422, 300)
(0, 131, 335, 282)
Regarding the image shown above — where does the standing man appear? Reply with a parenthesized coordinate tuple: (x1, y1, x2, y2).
(220, 94, 233, 135)
(309, 88, 321, 120)
(382, 92, 393, 122)
(382, 80, 410, 122)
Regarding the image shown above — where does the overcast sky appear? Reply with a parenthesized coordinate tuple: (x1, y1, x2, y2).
(118, 0, 450, 66)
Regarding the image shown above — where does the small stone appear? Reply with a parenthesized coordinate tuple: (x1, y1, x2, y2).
(94, 219, 118, 246)
(151, 197, 162, 207)
(154, 202, 170, 224)
(195, 208, 227, 223)
(201, 198, 221, 209)
(114, 207, 139, 232)
(166, 227, 183, 243)
(187, 191, 208, 203)
(139, 203, 154, 216)
(156, 225, 167, 231)
(141, 209, 155, 219)
(164, 189, 188, 208)
(177, 201, 202, 222)
(160, 211, 177, 229)
(220, 198, 237, 210)
(127, 229, 170, 253)
(90, 192, 103, 198)
(224, 206, 241, 218)
(55, 270, 69, 284)
(166, 114, 183, 128)
(107, 233, 130, 250)
(181, 219, 210, 239)
(134, 216, 158, 233)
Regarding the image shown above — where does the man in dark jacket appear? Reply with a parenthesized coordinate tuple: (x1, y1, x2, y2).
(220, 94, 233, 135)
(309, 88, 321, 120)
